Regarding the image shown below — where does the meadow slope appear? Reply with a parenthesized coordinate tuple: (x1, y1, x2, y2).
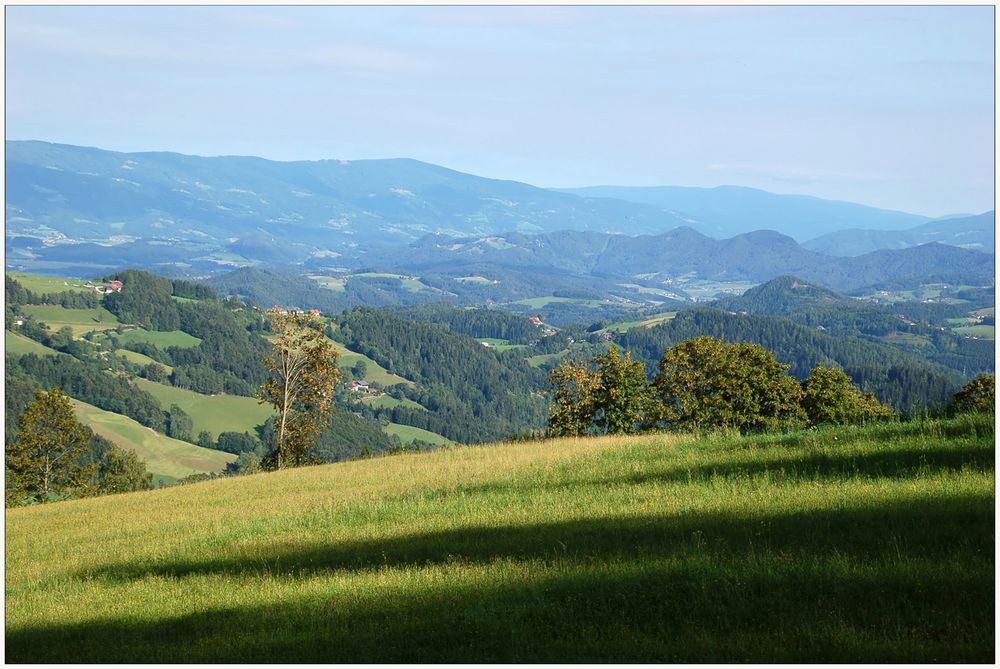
(5, 415, 994, 662)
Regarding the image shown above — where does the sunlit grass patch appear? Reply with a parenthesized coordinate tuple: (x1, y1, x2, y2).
(6, 416, 994, 662)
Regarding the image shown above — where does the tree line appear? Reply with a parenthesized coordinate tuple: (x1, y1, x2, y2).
(547, 337, 993, 437)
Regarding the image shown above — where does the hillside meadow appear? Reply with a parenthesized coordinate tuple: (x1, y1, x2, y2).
(5, 414, 994, 662)
(133, 378, 274, 440)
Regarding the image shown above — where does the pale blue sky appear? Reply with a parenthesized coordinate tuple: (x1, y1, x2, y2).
(5, 5, 994, 216)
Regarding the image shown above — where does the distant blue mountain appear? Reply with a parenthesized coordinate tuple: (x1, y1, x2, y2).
(556, 185, 930, 241)
(803, 211, 995, 256)
(5, 140, 690, 272)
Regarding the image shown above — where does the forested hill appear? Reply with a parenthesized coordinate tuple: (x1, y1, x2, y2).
(330, 308, 548, 443)
(713, 276, 994, 378)
(614, 308, 965, 411)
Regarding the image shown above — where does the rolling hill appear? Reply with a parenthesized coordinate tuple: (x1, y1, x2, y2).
(803, 211, 995, 256)
(5, 415, 994, 662)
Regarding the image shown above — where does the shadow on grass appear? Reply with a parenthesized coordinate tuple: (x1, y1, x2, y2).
(9, 495, 993, 662)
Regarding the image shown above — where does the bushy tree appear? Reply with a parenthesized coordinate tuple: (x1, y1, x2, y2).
(98, 446, 153, 494)
(6, 389, 95, 503)
(259, 310, 341, 469)
(166, 404, 193, 442)
(592, 346, 652, 435)
(952, 374, 995, 414)
(547, 359, 601, 437)
(800, 364, 893, 425)
(652, 336, 804, 432)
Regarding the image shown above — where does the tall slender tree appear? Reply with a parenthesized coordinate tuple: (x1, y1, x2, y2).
(258, 310, 341, 469)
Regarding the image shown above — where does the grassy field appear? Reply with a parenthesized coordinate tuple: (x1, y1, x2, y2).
(6, 272, 95, 295)
(20, 304, 120, 337)
(5, 330, 58, 356)
(358, 395, 426, 411)
(512, 296, 606, 309)
(953, 324, 995, 339)
(115, 329, 202, 349)
(70, 399, 235, 482)
(477, 337, 528, 352)
(308, 275, 346, 292)
(6, 414, 993, 662)
(133, 379, 274, 440)
(115, 349, 175, 373)
(329, 340, 414, 387)
(384, 422, 454, 446)
(526, 350, 569, 368)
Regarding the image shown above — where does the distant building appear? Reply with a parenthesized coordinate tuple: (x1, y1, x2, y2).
(347, 380, 375, 394)
(309, 309, 321, 316)
(529, 315, 543, 326)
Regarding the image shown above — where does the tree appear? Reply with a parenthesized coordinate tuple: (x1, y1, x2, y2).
(592, 346, 652, 435)
(952, 374, 995, 414)
(258, 310, 341, 469)
(652, 336, 805, 432)
(547, 358, 601, 437)
(98, 446, 154, 494)
(166, 404, 193, 442)
(226, 451, 262, 476)
(6, 389, 95, 503)
(800, 364, 893, 425)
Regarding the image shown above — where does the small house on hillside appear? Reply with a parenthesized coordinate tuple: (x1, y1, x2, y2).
(529, 315, 543, 326)
(347, 380, 375, 394)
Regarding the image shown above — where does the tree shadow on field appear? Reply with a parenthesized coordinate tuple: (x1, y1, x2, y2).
(8, 494, 993, 663)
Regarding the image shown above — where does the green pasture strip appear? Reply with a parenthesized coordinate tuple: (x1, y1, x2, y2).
(329, 339, 414, 387)
(114, 349, 174, 373)
(20, 304, 120, 337)
(383, 422, 454, 446)
(5, 415, 994, 663)
(6, 272, 96, 295)
(5, 330, 59, 356)
(115, 329, 201, 349)
(133, 378, 274, 440)
(69, 399, 235, 480)
(358, 395, 426, 411)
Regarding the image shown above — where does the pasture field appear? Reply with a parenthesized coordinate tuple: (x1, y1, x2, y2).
(329, 340, 414, 387)
(526, 350, 569, 368)
(133, 379, 274, 440)
(511, 296, 606, 309)
(6, 414, 993, 662)
(6, 272, 95, 295)
(477, 337, 528, 351)
(19, 304, 120, 337)
(5, 330, 58, 356)
(308, 275, 346, 292)
(357, 395, 426, 411)
(953, 324, 995, 340)
(115, 329, 201, 349)
(383, 422, 454, 446)
(115, 349, 175, 373)
(70, 399, 235, 481)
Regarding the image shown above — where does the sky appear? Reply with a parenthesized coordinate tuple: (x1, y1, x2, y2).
(4, 5, 995, 217)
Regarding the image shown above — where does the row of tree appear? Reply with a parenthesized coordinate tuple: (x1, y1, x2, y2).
(548, 337, 904, 437)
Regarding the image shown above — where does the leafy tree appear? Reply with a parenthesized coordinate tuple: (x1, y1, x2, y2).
(226, 451, 262, 476)
(6, 389, 96, 503)
(952, 374, 995, 414)
(216, 431, 263, 456)
(196, 431, 215, 449)
(98, 446, 153, 494)
(800, 364, 893, 425)
(592, 346, 652, 435)
(166, 404, 193, 442)
(259, 310, 341, 469)
(652, 336, 805, 432)
(547, 359, 601, 437)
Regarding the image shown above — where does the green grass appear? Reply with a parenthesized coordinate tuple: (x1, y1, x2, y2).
(511, 296, 606, 309)
(5, 330, 58, 356)
(308, 275, 346, 292)
(20, 304, 120, 337)
(526, 350, 569, 368)
(477, 338, 528, 352)
(600, 311, 677, 333)
(133, 379, 274, 440)
(330, 340, 414, 388)
(114, 349, 174, 373)
(5, 415, 994, 662)
(953, 324, 995, 339)
(6, 272, 95, 295)
(70, 399, 235, 480)
(115, 329, 201, 349)
(384, 422, 454, 446)
(358, 395, 426, 411)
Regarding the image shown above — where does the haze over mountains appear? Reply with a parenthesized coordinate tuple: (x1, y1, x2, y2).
(5, 140, 994, 287)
